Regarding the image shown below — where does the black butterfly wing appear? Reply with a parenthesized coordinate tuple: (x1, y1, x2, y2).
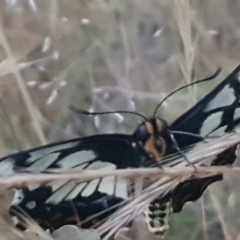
(170, 65, 240, 149)
(163, 66, 240, 213)
(2, 134, 149, 172)
(6, 133, 156, 230)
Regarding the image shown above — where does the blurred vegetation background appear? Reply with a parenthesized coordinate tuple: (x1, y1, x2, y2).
(0, 0, 240, 239)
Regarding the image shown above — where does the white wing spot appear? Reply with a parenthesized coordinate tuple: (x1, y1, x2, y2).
(57, 150, 96, 169)
(87, 161, 115, 170)
(132, 142, 137, 148)
(200, 112, 223, 136)
(204, 85, 235, 112)
(11, 190, 24, 205)
(27, 152, 60, 172)
(65, 182, 88, 200)
(210, 126, 227, 136)
(72, 163, 89, 171)
(81, 179, 100, 197)
(26, 201, 36, 209)
(98, 176, 115, 195)
(0, 159, 14, 177)
(46, 181, 76, 204)
(115, 177, 128, 199)
(234, 108, 240, 120)
(95, 163, 116, 195)
(26, 141, 80, 164)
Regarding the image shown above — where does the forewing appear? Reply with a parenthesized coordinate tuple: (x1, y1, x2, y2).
(7, 134, 150, 229)
(0, 134, 146, 175)
(170, 65, 240, 148)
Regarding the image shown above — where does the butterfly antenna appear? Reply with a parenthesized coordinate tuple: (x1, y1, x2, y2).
(68, 104, 148, 121)
(153, 67, 222, 116)
(168, 130, 197, 171)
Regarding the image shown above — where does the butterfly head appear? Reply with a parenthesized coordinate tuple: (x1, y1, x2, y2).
(133, 118, 171, 161)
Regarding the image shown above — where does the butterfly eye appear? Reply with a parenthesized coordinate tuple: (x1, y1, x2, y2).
(134, 123, 150, 142)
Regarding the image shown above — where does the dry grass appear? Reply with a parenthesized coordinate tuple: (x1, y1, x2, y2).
(0, 0, 240, 239)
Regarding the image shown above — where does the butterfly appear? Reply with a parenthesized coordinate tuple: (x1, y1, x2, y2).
(3, 65, 240, 237)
